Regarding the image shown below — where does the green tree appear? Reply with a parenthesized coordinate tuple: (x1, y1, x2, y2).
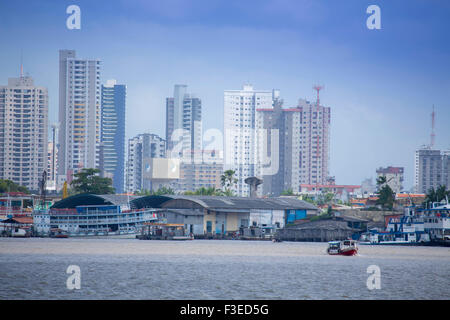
(376, 185, 395, 210)
(135, 187, 175, 196)
(281, 188, 294, 196)
(221, 170, 238, 196)
(301, 194, 317, 205)
(375, 174, 395, 210)
(152, 186, 175, 195)
(376, 175, 387, 187)
(134, 189, 151, 196)
(70, 168, 115, 195)
(184, 187, 223, 196)
(424, 185, 450, 205)
(317, 192, 335, 206)
(0, 179, 30, 194)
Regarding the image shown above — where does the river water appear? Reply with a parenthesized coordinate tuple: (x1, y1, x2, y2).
(0, 238, 449, 300)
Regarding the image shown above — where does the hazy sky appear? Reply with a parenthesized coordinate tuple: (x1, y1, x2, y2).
(0, 0, 449, 189)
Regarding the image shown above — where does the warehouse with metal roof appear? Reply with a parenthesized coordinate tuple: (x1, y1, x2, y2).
(49, 194, 319, 236)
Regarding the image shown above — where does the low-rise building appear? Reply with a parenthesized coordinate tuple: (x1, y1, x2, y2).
(118, 195, 318, 237)
(376, 166, 404, 193)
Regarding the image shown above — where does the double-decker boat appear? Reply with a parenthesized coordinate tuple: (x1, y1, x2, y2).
(327, 240, 358, 256)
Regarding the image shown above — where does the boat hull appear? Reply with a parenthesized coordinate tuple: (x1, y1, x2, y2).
(339, 248, 358, 256)
(327, 248, 358, 256)
(51, 235, 69, 238)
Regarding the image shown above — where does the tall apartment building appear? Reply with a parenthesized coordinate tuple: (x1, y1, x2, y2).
(166, 85, 202, 162)
(254, 96, 285, 196)
(415, 147, 450, 193)
(101, 80, 126, 193)
(58, 50, 101, 181)
(255, 96, 331, 196)
(293, 98, 331, 188)
(0, 75, 48, 191)
(444, 150, 450, 190)
(224, 84, 275, 196)
(376, 166, 404, 194)
(126, 133, 166, 193)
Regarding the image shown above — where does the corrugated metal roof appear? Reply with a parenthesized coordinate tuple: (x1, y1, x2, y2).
(51, 194, 319, 211)
(1, 216, 33, 224)
(51, 194, 141, 209)
(158, 195, 318, 210)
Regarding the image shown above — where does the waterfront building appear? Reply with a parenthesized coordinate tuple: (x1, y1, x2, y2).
(414, 147, 449, 193)
(125, 133, 167, 193)
(58, 50, 101, 181)
(0, 74, 48, 191)
(376, 166, 404, 193)
(101, 80, 126, 193)
(166, 85, 202, 162)
(224, 84, 275, 196)
(124, 194, 318, 236)
(32, 193, 318, 237)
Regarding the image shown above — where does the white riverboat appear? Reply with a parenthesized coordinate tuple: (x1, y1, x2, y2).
(360, 206, 430, 245)
(33, 194, 159, 237)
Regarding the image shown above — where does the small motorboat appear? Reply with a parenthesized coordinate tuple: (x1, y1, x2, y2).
(327, 240, 358, 256)
(49, 228, 69, 238)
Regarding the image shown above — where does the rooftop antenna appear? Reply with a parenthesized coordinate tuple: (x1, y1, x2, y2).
(20, 49, 24, 78)
(430, 105, 435, 148)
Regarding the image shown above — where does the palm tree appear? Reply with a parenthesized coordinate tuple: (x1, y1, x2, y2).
(221, 170, 238, 196)
(425, 185, 450, 205)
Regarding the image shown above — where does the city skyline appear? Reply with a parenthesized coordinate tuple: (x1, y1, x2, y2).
(1, 0, 450, 190)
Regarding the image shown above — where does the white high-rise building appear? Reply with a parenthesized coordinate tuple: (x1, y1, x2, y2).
(126, 133, 166, 193)
(0, 75, 48, 191)
(58, 50, 101, 181)
(224, 84, 276, 196)
(414, 147, 450, 194)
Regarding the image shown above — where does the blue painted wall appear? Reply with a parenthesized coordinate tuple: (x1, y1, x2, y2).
(286, 209, 307, 223)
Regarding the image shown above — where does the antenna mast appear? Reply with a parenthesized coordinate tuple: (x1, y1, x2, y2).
(313, 85, 324, 187)
(430, 105, 435, 148)
(20, 50, 24, 78)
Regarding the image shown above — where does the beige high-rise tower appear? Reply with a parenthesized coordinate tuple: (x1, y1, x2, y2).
(58, 50, 101, 181)
(0, 73, 48, 191)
